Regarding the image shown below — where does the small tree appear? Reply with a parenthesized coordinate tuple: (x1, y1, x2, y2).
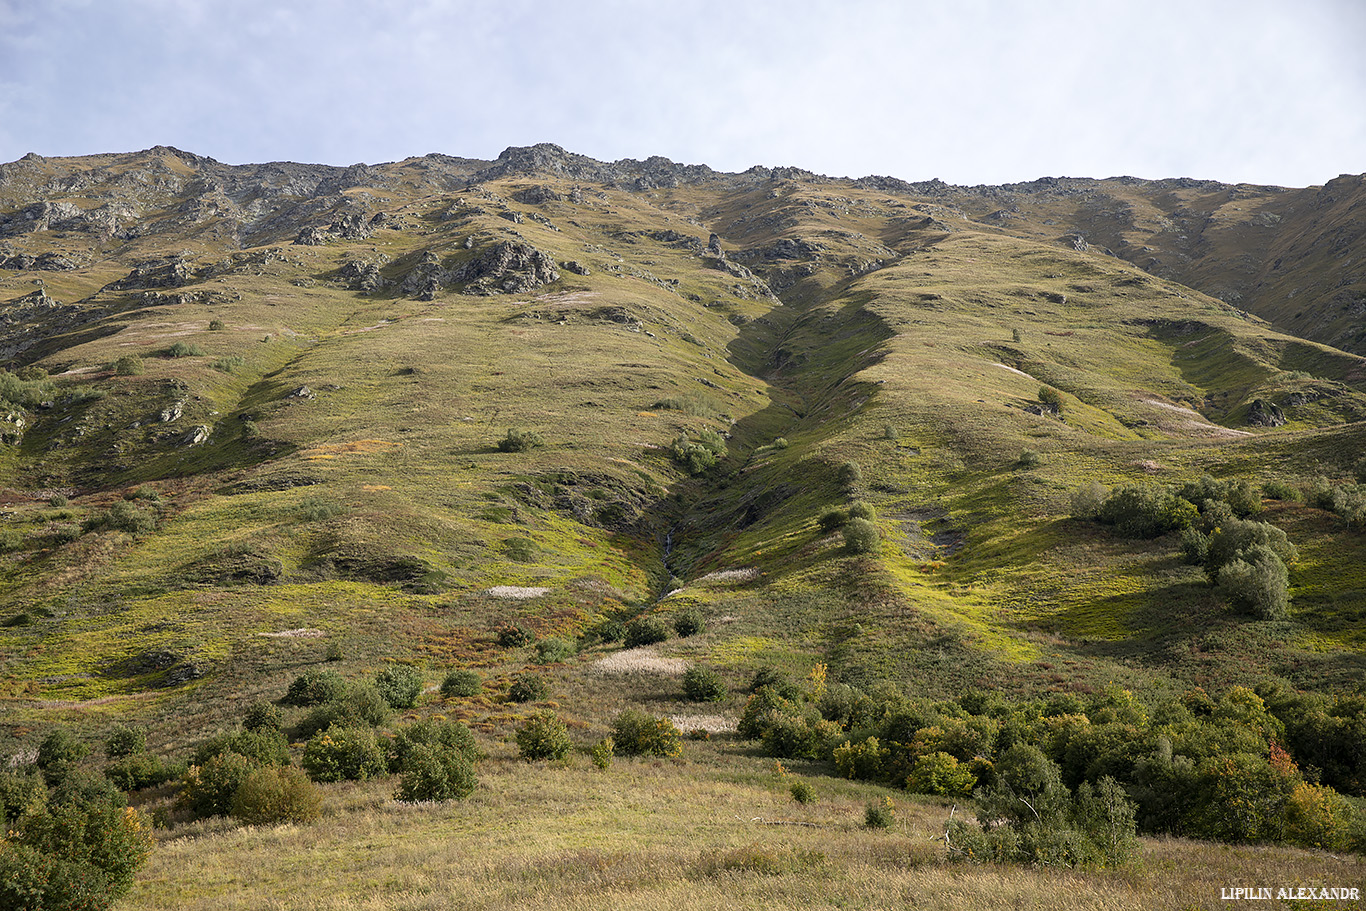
(497, 428, 543, 452)
(374, 664, 424, 709)
(843, 517, 881, 554)
(683, 665, 728, 702)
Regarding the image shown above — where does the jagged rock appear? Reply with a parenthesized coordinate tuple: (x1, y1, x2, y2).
(286, 385, 314, 400)
(1247, 398, 1285, 427)
(452, 240, 559, 294)
(338, 259, 388, 292)
(561, 260, 591, 275)
(184, 424, 211, 445)
(498, 209, 524, 224)
(512, 185, 562, 205)
(107, 255, 196, 290)
(708, 233, 723, 257)
(329, 212, 372, 239)
(159, 401, 184, 423)
(294, 226, 331, 246)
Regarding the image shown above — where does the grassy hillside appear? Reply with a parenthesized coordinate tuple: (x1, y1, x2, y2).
(1, 147, 1364, 909)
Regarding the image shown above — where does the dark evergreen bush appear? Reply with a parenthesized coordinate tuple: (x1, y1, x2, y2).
(394, 743, 477, 802)
(497, 428, 543, 452)
(507, 672, 548, 703)
(230, 767, 322, 824)
(683, 665, 728, 702)
(283, 668, 349, 707)
(516, 711, 572, 762)
(673, 608, 705, 637)
(842, 517, 881, 554)
(624, 615, 669, 648)
(611, 710, 683, 757)
(374, 664, 424, 709)
(440, 669, 483, 697)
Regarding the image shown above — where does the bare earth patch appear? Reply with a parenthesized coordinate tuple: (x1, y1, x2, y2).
(992, 362, 1032, 378)
(258, 628, 326, 638)
(590, 647, 687, 676)
(486, 585, 551, 599)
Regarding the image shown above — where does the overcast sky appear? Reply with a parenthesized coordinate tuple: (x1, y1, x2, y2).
(1, 0, 1361, 187)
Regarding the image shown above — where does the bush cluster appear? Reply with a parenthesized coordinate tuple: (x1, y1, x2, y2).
(440, 669, 483, 697)
(611, 710, 683, 758)
(624, 615, 669, 648)
(683, 665, 728, 702)
(390, 719, 479, 802)
(669, 429, 726, 475)
(736, 675, 1366, 859)
(515, 711, 573, 762)
(497, 428, 543, 452)
(374, 664, 424, 709)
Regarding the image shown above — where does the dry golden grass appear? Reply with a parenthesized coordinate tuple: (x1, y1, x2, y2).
(123, 741, 1365, 911)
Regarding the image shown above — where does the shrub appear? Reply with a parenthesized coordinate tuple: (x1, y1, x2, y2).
(291, 682, 393, 738)
(440, 669, 483, 697)
(611, 710, 683, 758)
(182, 751, 254, 818)
(113, 354, 145, 376)
(0, 770, 46, 824)
(166, 341, 205, 358)
(230, 767, 322, 824)
(847, 501, 876, 521)
(104, 753, 177, 792)
(1038, 386, 1063, 413)
(669, 433, 722, 475)
(243, 701, 284, 733)
(297, 497, 343, 522)
(36, 729, 89, 783)
(48, 494, 68, 508)
(1218, 545, 1290, 620)
(1070, 481, 1108, 520)
(790, 779, 815, 804)
(208, 318, 226, 331)
(515, 711, 573, 762)
(374, 664, 424, 709)
(673, 608, 705, 638)
(624, 615, 669, 648)
(595, 619, 626, 643)
(907, 751, 976, 796)
(837, 461, 862, 490)
(3, 794, 153, 908)
(1097, 483, 1197, 538)
(1178, 527, 1210, 565)
(1262, 480, 1303, 502)
(394, 743, 477, 802)
(495, 622, 535, 648)
(834, 737, 887, 781)
(85, 501, 157, 535)
(683, 665, 728, 702)
(535, 637, 574, 664)
(817, 508, 849, 532)
(300, 726, 387, 783)
(1017, 448, 1042, 468)
(284, 669, 349, 706)
(507, 672, 548, 703)
(497, 428, 543, 452)
(503, 536, 538, 561)
(842, 517, 881, 554)
(103, 725, 146, 760)
(865, 796, 895, 829)
(388, 719, 479, 774)
(193, 728, 290, 768)
(591, 738, 615, 770)
(749, 668, 801, 699)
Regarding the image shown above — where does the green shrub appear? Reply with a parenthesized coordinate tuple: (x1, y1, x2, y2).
(534, 637, 574, 664)
(0, 770, 46, 825)
(507, 672, 548, 703)
(790, 779, 815, 804)
(624, 615, 669, 648)
(47, 494, 69, 508)
(374, 664, 424, 709)
(300, 726, 387, 783)
(113, 354, 145, 375)
(1178, 527, 1210, 565)
(1017, 448, 1042, 469)
(516, 711, 573, 762)
(833, 737, 887, 781)
(212, 355, 246, 373)
(595, 618, 626, 643)
(669, 432, 723, 475)
(673, 608, 705, 638)
(230, 766, 322, 824)
(291, 682, 393, 738)
(1038, 386, 1063, 414)
(3, 792, 153, 908)
(84, 501, 157, 536)
(394, 743, 477, 802)
(842, 517, 881, 554)
(1097, 483, 1197, 538)
(440, 669, 483, 697)
(817, 508, 849, 532)
(284, 668, 349, 706)
(1262, 480, 1303, 502)
(243, 701, 284, 733)
(611, 710, 683, 758)
(837, 461, 862, 490)
(193, 728, 290, 768)
(847, 501, 876, 521)
(503, 536, 538, 561)
(683, 665, 728, 702)
(166, 341, 205, 358)
(182, 751, 254, 818)
(907, 751, 976, 796)
(749, 668, 801, 699)
(103, 725, 145, 760)
(495, 622, 535, 648)
(1070, 481, 1108, 520)
(104, 753, 178, 792)
(36, 729, 89, 784)
(388, 719, 479, 774)
(497, 428, 543, 452)
(591, 738, 615, 770)
(1218, 545, 1290, 620)
(865, 796, 895, 829)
